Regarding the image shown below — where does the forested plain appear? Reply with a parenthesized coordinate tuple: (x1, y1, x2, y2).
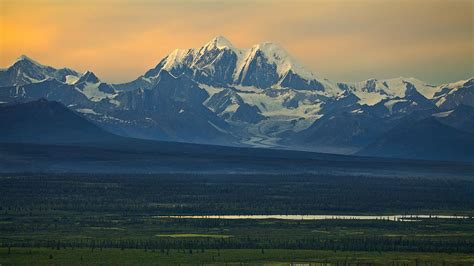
(0, 173, 473, 264)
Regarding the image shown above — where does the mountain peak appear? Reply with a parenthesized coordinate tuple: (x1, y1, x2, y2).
(14, 55, 43, 67)
(249, 41, 316, 81)
(255, 42, 283, 50)
(203, 35, 234, 50)
(17, 54, 34, 61)
(77, 70, 100, 84)
(162, 49, 192, 71)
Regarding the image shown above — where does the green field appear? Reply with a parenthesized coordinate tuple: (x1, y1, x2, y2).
(1, 248, 474, 265)
(1, 174, 473, 264)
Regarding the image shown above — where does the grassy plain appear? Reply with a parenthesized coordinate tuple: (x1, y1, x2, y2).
(0, 174, 473, 264)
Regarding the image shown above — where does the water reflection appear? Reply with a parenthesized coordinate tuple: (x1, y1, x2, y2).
(156, 214, 470, 222)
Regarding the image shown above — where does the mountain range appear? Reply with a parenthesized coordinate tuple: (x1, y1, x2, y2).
(2, 99, 473, 175)
(1, 36, 473, 160)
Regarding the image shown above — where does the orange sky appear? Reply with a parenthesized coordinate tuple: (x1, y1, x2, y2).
(1, 0, 472, 84)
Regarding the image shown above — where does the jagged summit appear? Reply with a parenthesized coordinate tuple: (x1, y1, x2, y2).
(77, 70, 100, 84)
(0, 54, 81, 87)
(151, 36, 323, 90)
(11, 55, 47, 70)
(162, 36, 237, 71)
(15, 55, 42, 65)
(247, 41, 316, 81)
(202, 35, 235, 50)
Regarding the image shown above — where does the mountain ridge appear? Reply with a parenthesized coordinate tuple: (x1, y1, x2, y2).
(0, 99, 121, 144)
(1, 36, 472, 160)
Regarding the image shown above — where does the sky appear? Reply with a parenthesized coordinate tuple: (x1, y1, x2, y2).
(1, 0, 473, 85)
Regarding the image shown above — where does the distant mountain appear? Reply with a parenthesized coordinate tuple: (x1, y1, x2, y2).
(432, 78, 474, 110)
(358, 117, 474, 161)
(113, 70, 235, 144)
(290, 111, 388, 154)
(337, 77, 438, 106)
(0, 36, 472, 160)
(0, 55, 80, 87)
(0, 79, 91, 107)
(0, 99, 120, 143)
(434, 104, 474, 133)
(116, 36, 332, 92)
(72, 70, 117, 102)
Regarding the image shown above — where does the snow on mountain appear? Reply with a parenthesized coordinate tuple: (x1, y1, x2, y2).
(433, 78, 474, 110)
(232, 41, 330, 91)
(384, 99, 408, 113)
(76, 70, 100, 84)
(65, 75, 80, 84)
(206, 35, 236, 50)
(201, 83, 328, 122)
(74, 71, 117, 102)
(197, 35, 241, 59)
(236, 42, 315, 82)
(1, 38, 472, 154)
(238, 88, 325, 120)
(124, 36, 334, 93)
(0, 55, 80, 87)
(199, 83, 329, 147)
(337, 77, 437, 106)
(161, 49, 192, 71)
(160, 35, 239, 73)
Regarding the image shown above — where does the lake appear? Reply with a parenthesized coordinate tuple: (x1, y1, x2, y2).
(156, 214, 470, 222)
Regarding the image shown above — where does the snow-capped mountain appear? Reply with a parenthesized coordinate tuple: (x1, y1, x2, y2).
(337, 77, 438, 106)
(432, 78, 474, 110)
(0, 55, 80, 87)
(116, 36, 337, 93)
(1, 36, 472, 157)
(73, 71, 117, 103)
